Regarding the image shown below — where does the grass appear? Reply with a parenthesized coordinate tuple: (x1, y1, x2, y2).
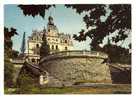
(74, 80, 112, 85)
(5, 84, 131, 94)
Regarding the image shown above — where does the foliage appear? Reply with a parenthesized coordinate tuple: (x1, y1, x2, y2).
(4, 27, 18, 87)
(4, 59, 15, 87)
(18, 4, 131, 50)
(4, 27, 18, 39)
(102, 43, 131, 64)
(11, 50, 19, 59)
(18, 5, 55, 18)
(66, 4, 131, 50)
(16, 64, 39, 93)
(66, 4, 131, 64)
(40, 33, 50, 59)
(4, 27, 18, 57)
(17, 73, 37, 93)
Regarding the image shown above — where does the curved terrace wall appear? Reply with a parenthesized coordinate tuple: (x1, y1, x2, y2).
(39, 50, 112, 86)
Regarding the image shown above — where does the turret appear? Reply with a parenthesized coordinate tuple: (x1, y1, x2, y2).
(47, 16, 59, 35)
(48, 16, 54, 25)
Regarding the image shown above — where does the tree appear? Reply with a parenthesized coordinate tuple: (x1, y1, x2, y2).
(101, 40, 130, 64)
(66, 4, 131, 64)
(18, 5, 55, 18)
(40, 33, 50, 59)
(12, 50, 19, 59)
(17, 4, 131, 64)
(4, 27, 18, 87)
(4, 27, 18, 57)
(16, 62, 40, 93)
(18, 4, 131, 50)
(66, 4, 131, 50)
(4, 59, 15, 87)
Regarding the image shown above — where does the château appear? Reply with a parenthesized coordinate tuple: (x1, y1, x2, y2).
(27, 16, 73, 63)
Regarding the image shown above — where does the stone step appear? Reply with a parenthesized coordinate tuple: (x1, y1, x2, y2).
(45, 76, 63, 87)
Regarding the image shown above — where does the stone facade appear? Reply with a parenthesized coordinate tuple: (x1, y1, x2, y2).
(40, 51, 112, 87)
(27, 16, 73, 63)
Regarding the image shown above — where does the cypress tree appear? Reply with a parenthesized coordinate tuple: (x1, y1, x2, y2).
(40, 33, 50, 59)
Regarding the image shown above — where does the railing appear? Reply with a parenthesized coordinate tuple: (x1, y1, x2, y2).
(11, 59, 25, 64)
(51, 50, 107, 56)
(108, 63, 131, 71)
(40, 50, 108, 63)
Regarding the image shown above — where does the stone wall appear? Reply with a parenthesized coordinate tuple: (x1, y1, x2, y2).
(12, 59, 24, 84)
(40, 55, 112, 86)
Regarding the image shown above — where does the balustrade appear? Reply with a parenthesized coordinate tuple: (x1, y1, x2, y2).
(40, 50, 108, 63)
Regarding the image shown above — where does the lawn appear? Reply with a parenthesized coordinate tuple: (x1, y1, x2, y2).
(5, 84, 131, 94)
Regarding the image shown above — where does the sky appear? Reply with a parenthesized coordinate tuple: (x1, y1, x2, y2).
(4, 4, 131, 53)
(4, 4, 92, 52)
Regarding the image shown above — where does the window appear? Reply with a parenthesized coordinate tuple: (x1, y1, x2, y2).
(65, 40, 67, 43)
(32, 58, 35, 62)
(36, 44, 39, 48)
(56, 45, 58, 50)
(52, 45, 54, 50)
